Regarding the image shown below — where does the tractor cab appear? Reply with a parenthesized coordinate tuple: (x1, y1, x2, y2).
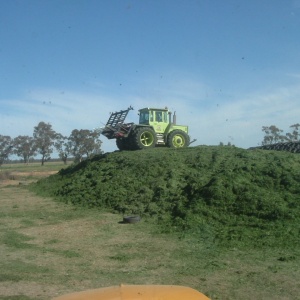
(139, 108, 170, 133)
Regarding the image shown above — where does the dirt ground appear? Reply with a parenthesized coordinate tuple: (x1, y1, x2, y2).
(0, 174, 188, 299)
(0, 171, 57, 186)
(1, 168, 299, 300)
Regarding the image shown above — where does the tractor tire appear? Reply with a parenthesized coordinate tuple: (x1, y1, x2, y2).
(167, 130, 190, 148)
(116, 137, 134, 151)
(123, 215, 141, 224)
(116, 138, 127, 150)
(133, 127, 157, 150)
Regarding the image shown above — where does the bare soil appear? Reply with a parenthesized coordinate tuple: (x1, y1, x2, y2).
(0, 171, 57, 186)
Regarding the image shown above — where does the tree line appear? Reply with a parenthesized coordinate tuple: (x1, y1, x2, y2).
(0, 121, 102, 166)
(1, 122, 299, 166)
(261, 123, 300, 145)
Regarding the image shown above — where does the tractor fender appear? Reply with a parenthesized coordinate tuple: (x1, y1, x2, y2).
(131, 124, 156, 131)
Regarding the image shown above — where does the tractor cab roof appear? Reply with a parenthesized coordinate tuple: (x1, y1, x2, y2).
(138, 107, 169, 112)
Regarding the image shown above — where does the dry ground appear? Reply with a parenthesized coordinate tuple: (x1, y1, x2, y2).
(0, 168, 299, 300)
(0, 181, 197, 299)
(0, 171, 57, 186)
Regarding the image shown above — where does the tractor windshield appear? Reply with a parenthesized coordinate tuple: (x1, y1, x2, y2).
(139, 111, 150, 124)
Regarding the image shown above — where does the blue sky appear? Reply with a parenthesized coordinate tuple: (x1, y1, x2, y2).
(1, 0, 300, 153)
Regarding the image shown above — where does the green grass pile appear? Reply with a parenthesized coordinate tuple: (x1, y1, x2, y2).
(33, 146, 300, 248)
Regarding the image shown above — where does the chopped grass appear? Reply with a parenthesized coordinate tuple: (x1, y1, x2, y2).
(1, 147, 300, 299)
(32, 146, 300, 249)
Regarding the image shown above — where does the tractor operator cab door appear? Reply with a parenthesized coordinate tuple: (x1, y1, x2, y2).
(153, 110, 168, 133)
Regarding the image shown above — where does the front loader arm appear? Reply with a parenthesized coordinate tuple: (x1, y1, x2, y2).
(100, 106, 133, 139)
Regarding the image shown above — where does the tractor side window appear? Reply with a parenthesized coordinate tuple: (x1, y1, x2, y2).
(156, 111, 162, 122)
(149, 112, 153, 122)
(163, 112, 167, 122)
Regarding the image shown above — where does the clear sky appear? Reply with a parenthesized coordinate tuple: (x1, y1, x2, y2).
(1, 0, 300, 153)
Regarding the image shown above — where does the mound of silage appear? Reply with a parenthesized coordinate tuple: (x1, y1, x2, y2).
(34, 146, 300, 247)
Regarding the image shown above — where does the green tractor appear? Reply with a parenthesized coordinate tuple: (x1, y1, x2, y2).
(100, 106, 194, 151)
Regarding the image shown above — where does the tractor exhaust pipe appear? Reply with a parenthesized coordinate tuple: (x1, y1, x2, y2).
(173, 111, 176, 125)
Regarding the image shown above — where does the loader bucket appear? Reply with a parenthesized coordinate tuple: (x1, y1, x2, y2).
(52, 284, 210, 300)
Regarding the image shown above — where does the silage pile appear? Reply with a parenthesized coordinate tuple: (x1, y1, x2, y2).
(34, 146, 300, 247)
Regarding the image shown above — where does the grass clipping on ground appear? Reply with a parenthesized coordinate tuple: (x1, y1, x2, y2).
(33, 145, 300, 249)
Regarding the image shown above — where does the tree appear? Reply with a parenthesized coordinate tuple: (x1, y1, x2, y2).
(0, 135, 13, 166)
(69, 129, 102, 162)
(286, 123, 300, 142)
(54, 134, 72, 164)
(13, 135, 36, 164)
(33, 122, 58, 165)
(261, 125, 287, 145)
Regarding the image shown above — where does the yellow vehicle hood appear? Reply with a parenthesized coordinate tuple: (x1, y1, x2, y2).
(52, 284, 210, 300)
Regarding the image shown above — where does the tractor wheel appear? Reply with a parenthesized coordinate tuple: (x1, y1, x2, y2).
(133, 127, 157, 149)
(116, 138, 132, 151)
(116, 138, 125, 150)
(167, 130, 190, 148)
